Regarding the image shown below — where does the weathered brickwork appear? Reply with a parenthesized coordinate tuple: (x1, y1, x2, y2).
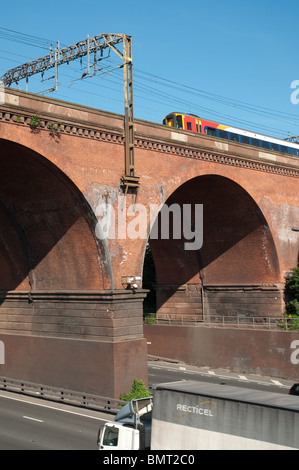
(0, 88, 298, 395)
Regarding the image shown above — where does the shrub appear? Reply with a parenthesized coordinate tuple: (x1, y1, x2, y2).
(280, 267, 299, 330)
(119, 379, 151, 403)
(286, 267, 299, 302)
(144, 313, 156, 324)
(286, 299, 299, 316)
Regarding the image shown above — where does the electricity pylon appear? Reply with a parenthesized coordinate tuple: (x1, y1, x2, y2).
(1, 33, 139, 196)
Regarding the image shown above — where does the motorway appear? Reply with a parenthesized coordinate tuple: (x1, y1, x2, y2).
(148, 359, 294, 394)
(0, 360, 295, 450)
(0, 390, 108, 450)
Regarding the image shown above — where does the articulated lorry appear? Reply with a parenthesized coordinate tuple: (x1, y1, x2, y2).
(97, 380, 299, 450)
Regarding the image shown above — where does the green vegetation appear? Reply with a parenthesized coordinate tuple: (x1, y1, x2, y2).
(144, 313, 156, 324)
(47, 120, 61, 136)
(28, 115, 61, 136)
(119, 379, 151, 403)
(280, 267, 299, 330)
(29, 114, 41, 129)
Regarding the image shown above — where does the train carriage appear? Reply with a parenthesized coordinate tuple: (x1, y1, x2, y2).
(163, 112, 299, 157)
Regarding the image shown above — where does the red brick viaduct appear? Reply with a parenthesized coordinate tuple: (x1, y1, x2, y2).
(0, 88, 298, 397)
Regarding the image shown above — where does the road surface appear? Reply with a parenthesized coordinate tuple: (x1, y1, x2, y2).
(0, 390, 109, 450)
(0, 360, 294, 449)
(148, 359, 294, 393)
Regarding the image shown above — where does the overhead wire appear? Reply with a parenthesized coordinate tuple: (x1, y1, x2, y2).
(134, 69, 299, 121)
(0, 27, 298, 139)
(99, 61, 299, 136)
(128, 71, 293, 137)
(0, 27, 56, 50)
(133, 69, 299, 127)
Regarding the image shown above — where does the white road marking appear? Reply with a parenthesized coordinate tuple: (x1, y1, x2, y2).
(0, 392, 106, 421)
(149, 363, 292, 389)
(271, 380, 283, 386)
(23, 416, 44, 423)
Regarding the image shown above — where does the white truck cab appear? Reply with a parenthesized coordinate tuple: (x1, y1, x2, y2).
(98, 423, 141, 450)
(97, 397, 153, 450)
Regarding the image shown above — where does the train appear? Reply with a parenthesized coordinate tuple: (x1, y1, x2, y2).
(162, 112, 299, 157)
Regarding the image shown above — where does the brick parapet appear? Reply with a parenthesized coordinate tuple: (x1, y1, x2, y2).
(1, 88, 298, 179)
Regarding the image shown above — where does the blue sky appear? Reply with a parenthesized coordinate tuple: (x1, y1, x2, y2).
(0, 0, 299, 140)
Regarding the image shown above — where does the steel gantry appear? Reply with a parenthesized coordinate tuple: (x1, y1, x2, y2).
(0, 33, 139, 196)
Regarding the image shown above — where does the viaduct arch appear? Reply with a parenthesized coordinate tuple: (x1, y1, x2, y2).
(149, 174, 281, 321)
(0, 88, 298, 396)
(0, 136, 148, 398)
(0, 138, 111, 292)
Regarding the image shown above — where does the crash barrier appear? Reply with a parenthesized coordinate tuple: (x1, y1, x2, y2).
(0, 376, 126, 412)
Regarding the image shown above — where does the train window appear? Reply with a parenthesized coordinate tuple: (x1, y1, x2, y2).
(206, 127, 217, 136)
(176, 115, 183, 129)
(291, 147, 299, 156)
(271, 143, 279, 151)
(261, 140, 270, 149)
(187, 122, 192, 130)
(251, 138, 260, 147)
(241, 135, 250, 144)
(196, 124, 199, 133)
(280, 145, 287, 154)
(262, 140, 271, 149)
(288, 147, 296, 156)
(164, 117, 173, 127)
(218, 129, 228, 139)
(229, 133, 240, 142)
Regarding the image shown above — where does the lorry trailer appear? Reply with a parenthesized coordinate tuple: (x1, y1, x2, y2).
(97, 380, 299, 450)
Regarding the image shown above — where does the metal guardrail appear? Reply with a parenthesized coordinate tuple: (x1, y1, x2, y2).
(0, 376, 126, 413)
(203, 315, 298, 330)
(149, 315, 299, 331)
